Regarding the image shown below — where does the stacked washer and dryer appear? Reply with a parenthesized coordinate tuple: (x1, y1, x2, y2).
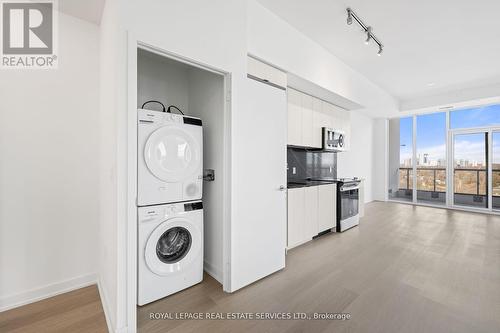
(137, 105, 204, 306)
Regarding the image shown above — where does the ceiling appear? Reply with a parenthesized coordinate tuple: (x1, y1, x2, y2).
(256, 0, 500, 107)
(59, 0, 105, 25)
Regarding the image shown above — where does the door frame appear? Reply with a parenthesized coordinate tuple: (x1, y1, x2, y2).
(126, 34, 233, 332)
(448, 126, 500, 212)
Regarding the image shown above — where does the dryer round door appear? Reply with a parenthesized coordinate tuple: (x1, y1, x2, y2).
(144, 126, 201, 182)
(145, 218, 201, 276)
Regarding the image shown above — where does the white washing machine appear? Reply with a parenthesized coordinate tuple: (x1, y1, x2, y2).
(137, 200, 203, 306)
(138, 109, 203, 206)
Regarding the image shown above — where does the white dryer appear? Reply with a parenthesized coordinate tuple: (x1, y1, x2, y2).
(137, 201, 203, 306)
(138, 109, 203, 206)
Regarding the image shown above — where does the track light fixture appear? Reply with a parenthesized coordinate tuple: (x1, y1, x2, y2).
(346, 8, 384, 56)
(365, 27, 372, 45)
(347, 8, 353, 25)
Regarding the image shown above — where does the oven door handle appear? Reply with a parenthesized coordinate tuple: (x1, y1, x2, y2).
(340, 185, 360, 191)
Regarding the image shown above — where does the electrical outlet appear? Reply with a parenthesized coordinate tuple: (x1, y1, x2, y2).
(292, 167, 296, 175)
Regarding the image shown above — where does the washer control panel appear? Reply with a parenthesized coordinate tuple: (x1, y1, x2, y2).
(138, 201, 203, 223)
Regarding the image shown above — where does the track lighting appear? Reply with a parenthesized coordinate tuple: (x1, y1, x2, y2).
(346, 8, 384, 56)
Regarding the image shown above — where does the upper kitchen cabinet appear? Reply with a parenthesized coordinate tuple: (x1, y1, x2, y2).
(287, 88, 317, 148)
(328, 103, 351, 150)
(288, 88, 351, 150)
(312, 97, 331, 149)
(301, 93, 314, 147)
(287, 88, 303, 146)
(247, 56, 287, 89)
(287, 88, 314, 147)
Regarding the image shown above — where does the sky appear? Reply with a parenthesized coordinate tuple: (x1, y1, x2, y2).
(399, 104, 500, 164)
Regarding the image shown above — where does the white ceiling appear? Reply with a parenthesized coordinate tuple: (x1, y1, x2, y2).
(256, 0, 500, 106)
(59, 0, 105, 25)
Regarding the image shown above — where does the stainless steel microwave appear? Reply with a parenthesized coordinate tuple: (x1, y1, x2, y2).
(322, 127, 345, 152)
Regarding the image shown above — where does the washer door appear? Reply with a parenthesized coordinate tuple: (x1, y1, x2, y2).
(145, 218, 201, 276)
(144, 126, 201, 182)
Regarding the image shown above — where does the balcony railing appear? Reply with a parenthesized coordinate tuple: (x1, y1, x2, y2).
(399, 167, 500, 197)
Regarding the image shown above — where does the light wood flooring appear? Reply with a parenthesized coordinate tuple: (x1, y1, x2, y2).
(0, 285, 107, 333)
(138, 201, 500, 333)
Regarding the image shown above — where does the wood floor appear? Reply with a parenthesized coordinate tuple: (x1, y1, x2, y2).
(138, 201, 500, 333)
(0, 285, 107, 333)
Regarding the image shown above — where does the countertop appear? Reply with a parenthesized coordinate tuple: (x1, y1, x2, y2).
(287, 179, 338, 189)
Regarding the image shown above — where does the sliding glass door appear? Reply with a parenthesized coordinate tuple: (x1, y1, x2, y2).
(451, 131, 488, 209)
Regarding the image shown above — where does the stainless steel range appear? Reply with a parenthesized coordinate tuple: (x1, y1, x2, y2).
(336, 178, 361, 232)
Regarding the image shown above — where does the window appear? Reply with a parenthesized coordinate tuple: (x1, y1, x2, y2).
(389, 104, 500, 211)
(416, 113, 446, 205)
(450, 104, 500, 129)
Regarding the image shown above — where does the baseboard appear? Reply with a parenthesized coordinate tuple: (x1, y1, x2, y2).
(0, 273, 97, 312)
(97, 277, 129, 333)
(204, 260, 223, 284)
(97, 278, 113, 333)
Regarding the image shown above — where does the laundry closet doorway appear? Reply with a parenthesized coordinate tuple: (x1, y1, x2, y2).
(126, 39, 232, 330)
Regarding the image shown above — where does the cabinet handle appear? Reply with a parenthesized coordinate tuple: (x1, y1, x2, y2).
(279, 185, 287, 191)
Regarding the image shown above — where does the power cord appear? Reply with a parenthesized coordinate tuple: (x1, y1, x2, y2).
(167, 105, 185, 115)
(141, 100, 166, 112)
(141, 100, 185, 115)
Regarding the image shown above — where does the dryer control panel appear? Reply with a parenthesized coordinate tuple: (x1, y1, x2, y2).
(138, 109, 183, 125)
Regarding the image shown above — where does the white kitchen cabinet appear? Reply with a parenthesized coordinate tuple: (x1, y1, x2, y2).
(287, 186, 319, 249)
(304, 186, 319, 239)
(287, 89, 302, 146)
(247, 56, 287, 88)
(287, 184, 337, 249)
(301, 93, 314, 147)
(318, 184, 337, 232)
(322, 101, 350, 151)
(287, 89, 350, 150)
(287, 188, 305, 248)
(311, 98, 327, 148)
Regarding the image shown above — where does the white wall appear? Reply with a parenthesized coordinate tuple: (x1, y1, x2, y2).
(188, 69, 225, 283)
(373, 118, 389, 201)
(137, 50, 190, 112)
(337, 111, 374, 203)
(0, 13, 99, 310)
(98, 0, 126, 331)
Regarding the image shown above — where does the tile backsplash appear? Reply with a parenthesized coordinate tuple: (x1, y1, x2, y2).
(287, 147, 337, 181)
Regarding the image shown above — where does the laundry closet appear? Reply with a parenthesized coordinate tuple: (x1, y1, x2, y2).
(135, 47, 227, 305)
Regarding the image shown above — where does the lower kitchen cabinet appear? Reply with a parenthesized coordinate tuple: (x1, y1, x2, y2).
(304, 186, 319, 239)
(318, 184, 337, 232)
(287, 188, 306, 248)
(287, 184, 337, 249)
